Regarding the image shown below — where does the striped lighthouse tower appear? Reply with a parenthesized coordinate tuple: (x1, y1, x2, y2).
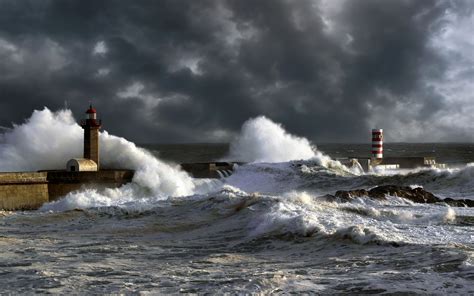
(371, 129, 383, 160)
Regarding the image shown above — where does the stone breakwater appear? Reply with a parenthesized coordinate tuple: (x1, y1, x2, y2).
(0, 170, 134, 210)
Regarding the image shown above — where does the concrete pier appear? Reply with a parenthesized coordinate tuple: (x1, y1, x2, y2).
(0, 172, 49, 210)
(180, 162, 242, 178)
(0, 170, 134, 210)
(379, 157, 443, 169)
(343, 156, 446, 172)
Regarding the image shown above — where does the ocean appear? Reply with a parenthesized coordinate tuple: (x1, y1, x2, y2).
(0, 110, 473, 294)
(147, 142, 474, 165)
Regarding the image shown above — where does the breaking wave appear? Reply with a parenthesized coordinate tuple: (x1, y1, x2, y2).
(224, 116, 348, 172)
(226, 116, 316, 163)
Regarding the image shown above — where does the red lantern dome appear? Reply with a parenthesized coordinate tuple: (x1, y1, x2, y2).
(86, 105, 97, 114)
(82, 104, 100, 124)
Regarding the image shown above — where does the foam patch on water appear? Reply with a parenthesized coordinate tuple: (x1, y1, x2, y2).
(246, 196, 387, 244)
(224, 159, 358, 196)
(341, 203, 457, 225)
(248, 198, 320, 238)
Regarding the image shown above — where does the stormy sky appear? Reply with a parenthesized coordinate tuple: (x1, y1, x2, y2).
(0, 0, 473, 143)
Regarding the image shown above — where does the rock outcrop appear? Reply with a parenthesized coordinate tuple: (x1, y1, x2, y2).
(328, 185, 474, 207)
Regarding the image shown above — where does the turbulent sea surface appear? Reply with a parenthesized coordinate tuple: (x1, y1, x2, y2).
(1, 110, 474, 294)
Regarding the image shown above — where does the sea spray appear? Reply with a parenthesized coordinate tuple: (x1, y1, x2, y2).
(0, 108, 196, 210)
(225, 116, 316, 163)
(224, 116, 348, 172)
(0, 108, 82, 171)
(98, 131, 195, 197)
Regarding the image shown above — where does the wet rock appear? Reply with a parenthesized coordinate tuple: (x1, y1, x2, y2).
(330, 185, 474, 207)
(319, 194, 338, 202)
(443, 198, 474, 207)
(335, 189, 369, 201)
(368, 185, 440, 203)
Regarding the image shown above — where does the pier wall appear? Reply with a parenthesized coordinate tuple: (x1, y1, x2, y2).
(0, 170, 134, 210)
(381, 157, 435, 169)
(0, 173, 49, 210)
(181, 162, 240, 178)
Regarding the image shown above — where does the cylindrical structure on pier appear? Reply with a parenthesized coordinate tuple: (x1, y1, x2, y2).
(371, 129, 383, 159)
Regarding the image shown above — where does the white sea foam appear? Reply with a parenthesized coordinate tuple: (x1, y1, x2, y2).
(246, 195, 387, 244)
(241, 190, 472, 246)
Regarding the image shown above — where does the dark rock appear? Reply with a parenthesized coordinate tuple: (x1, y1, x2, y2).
(335, 189, 369, 201)
(368, 185, 440, 203)
(443, 198, 474, 207)
(326, 185, 474, 207)
(319, 194, 337, 202)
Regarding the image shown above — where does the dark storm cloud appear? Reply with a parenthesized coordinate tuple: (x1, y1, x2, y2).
(0, 0, 468, 143)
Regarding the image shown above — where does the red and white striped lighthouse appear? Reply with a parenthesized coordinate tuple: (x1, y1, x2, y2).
(371, 129, 383, 159)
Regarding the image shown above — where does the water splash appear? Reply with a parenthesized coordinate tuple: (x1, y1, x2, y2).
(224, 116, 346, 173)
(225, 116, 316, 163)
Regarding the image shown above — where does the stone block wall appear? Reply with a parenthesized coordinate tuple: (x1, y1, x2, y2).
(180, 162, 238, 178)
(47, 170, 134, 201)
(0, 173, 49, 210)
(0, 184, 49, 210)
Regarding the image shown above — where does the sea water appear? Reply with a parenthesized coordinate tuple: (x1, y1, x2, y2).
(0, 110, 473, 294)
